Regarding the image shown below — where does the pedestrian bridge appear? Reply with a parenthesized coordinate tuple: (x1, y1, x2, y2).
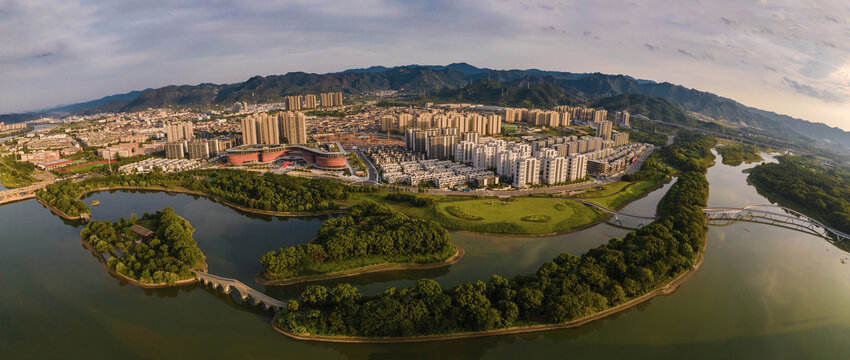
(0, 181, 51, 205)
(195, 271, 286, 311)
(703, 205, 849, 243)
(578, 200, 848, 243)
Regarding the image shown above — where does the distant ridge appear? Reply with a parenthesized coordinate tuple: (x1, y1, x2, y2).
(4, 63, 849, 152)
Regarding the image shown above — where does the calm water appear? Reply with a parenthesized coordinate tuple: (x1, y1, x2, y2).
(2, 155, 850, 359)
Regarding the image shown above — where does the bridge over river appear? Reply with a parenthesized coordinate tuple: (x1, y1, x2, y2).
(581, 201, 849, 243)
(0, 181, 52, 205)
(195, 272, 286, 311)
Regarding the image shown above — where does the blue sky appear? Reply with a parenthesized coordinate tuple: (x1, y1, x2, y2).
(1, 0, 849, 130)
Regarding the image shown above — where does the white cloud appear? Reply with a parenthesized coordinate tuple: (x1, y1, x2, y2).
(0, 0, 849, 129)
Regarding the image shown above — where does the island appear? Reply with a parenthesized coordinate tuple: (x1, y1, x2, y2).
(80, 207, 206, 287)
(270, 132, 715, 341)
(257, 201, 460, 285)
(715, 142, 764, 166)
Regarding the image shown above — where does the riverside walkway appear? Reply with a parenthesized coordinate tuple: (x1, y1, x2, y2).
(195, 271, 286, 311)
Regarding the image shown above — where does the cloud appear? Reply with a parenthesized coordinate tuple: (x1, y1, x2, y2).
(1, 0, 850, 129)
(784, 77, 846, 103)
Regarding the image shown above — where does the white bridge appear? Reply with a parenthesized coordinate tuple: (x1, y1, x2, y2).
(195, 271, 286, 311)
(579, 201, 848, 243)
(703, 205, 849, 243)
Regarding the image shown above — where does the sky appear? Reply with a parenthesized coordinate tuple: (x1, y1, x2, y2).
(1, 0, 849, 130)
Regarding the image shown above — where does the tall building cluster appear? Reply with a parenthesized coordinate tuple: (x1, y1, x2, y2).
(382, 111, 502, 135)
(614, 110, 630, 127)
(165, 122, 194, 142)
(596, 120, 613, 140)
(241, 111, 306, 146)
(450, 137, 589, 188)
(283, 92, 342, 111)
(554, 106, 608, 123)
(0, 122, 28, 132)
(320, 92, 344, 107)
(504, 108, 571, 127)
(165, 139, 220, 159)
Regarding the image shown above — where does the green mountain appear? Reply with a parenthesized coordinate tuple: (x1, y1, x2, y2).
(7, 63, 849, 154)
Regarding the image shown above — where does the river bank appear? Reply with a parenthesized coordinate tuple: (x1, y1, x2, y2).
(256, 245, 465, 286)
(270, 236, 707, 343)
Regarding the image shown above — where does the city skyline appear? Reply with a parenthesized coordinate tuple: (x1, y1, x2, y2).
(2, 1, 849, 131)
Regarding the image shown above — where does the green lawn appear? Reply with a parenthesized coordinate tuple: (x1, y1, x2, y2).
(434, 197, 605, 235)
(573, 179, 663, 209)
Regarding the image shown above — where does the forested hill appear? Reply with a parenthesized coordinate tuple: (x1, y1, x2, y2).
(10, 63, 850, 151)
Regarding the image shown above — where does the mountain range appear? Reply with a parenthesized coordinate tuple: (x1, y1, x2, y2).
(4, 63, 849, 153)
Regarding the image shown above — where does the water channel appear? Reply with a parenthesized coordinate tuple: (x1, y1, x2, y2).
(1, 153, 849, 359)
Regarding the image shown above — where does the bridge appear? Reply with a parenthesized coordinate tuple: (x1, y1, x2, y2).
(0, 181, 52, 205)
(703, 205, 849, 243)
(574, 200, 659, 229)
(195, 271, 286, 311)
(578, 200, 849, 243)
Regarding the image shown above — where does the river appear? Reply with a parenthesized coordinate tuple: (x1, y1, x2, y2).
(1, 153, 849, 359)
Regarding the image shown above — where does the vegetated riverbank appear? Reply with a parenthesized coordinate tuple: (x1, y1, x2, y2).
(35, 169, 366, 219)
(270, 239, 706, 343)
(271, 131, 715, 342)
(257, 246, 465, 286)
(37, 186, 348, 220)
(258, 201, 458, 285)
(747, 156, 850, 250)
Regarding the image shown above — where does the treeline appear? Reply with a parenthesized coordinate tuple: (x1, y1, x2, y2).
(663, 131, 716, 172)
(259, 201, 453, 278)
(37, 169, 374, 217)
(716, 143, 763, 166)
(621, 152, 671, 182)
(273, 133, 715, 338)
(749, 156, 850, 234)
(385, 193, 434, 207)
(81, 207, 205, 285)
(0, 155, 37, 188)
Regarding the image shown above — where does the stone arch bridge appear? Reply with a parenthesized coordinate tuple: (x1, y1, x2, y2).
(195, 271, 286, 311)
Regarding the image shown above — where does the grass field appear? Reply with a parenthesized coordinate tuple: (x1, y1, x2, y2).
(58, 161, 106, 174)
(434, 198, 605, 235)
(342, 179, 665, 235)
(574, 179, 663, 209)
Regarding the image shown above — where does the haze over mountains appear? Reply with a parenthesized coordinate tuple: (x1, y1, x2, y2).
(5, 63, 850, 152)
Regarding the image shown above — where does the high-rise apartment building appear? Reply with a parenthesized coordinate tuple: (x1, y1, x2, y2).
(541, 156, 569, 185)
(567, 154, 588, 181)
(461, 131, 479, 144)
(592, 109, 608, 123)
(613, 132, 629, 147)
(596, 121, 613, 140)
(426, 135, 458, 160)
(187, 140, 210, 159)
(320, 92, 343, 107)
(614, 110, 630, 127)
(279, 111, 307, 144)
(495, 150, 519, 178)
(165, 141, 186, 159)
(241, 117, 259, 145)
(285, 95, 302, 111)
(165, 122, 194, 142)
(512, 157, 540, 188)
(259, 115, 280, 145)
(304, 94, 318, 109)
